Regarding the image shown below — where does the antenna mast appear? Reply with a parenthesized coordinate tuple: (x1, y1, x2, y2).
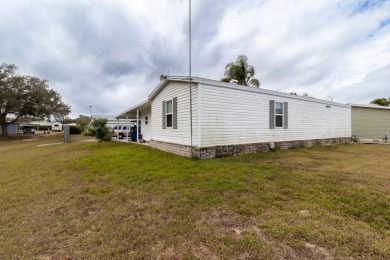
(189, 0, 193, 156)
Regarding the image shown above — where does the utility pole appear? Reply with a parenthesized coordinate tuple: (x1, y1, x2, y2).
(189, 0, 193, 156)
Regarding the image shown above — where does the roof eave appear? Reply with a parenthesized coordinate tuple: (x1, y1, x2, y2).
(350, 104, 390, 110)
(116, 100, 151, 119)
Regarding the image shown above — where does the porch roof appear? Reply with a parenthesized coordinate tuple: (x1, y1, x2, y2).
(116, 100, 151, 119)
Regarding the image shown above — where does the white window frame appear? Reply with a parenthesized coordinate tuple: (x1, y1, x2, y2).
(275, 102, 284, 128)
(145, 116, 148, 125)
(166, 100, 173, 128)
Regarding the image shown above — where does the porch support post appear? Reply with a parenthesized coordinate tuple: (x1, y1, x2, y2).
(137, 109, 139, 143)
(126, 115, 129, 142)
(117, 119, 119, 139)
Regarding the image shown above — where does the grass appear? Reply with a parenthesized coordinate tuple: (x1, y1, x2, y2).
(0, 134, 389, 259)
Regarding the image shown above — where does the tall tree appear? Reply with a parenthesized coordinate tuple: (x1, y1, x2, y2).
(0, 63, 71, 137)
(221, 55, 260, 87)
(76, 114, 92, 131)
(370, 97, 390, 106)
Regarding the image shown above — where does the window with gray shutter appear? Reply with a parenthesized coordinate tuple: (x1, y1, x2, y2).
(162, 101, 166, 129)
(270, 100, 288, 129)
(275, 102, 283, 127)
(173, 97, 177, 129)
(269, 100, 275, 129)
(166, 100, 173, 127)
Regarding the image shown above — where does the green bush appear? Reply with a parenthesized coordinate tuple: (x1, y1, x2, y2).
(88, 118, 110, 145)
(69, 125, 82, 135)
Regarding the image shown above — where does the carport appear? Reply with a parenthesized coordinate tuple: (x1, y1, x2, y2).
(116, 100, 151, 143)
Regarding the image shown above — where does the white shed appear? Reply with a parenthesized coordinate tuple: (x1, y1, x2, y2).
(118, 76, 351, 159)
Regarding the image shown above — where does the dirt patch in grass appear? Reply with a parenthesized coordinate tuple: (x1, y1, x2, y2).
(0, 134, 38, 142)
(195, 209, 336, 259)
(0, 132, 64, 143)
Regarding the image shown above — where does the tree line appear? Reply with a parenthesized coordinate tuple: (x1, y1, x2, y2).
(0, 63, 70, 136)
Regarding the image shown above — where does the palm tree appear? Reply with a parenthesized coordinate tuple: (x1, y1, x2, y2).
(221, 55, 260, 87)
(370, 97, 390, 106)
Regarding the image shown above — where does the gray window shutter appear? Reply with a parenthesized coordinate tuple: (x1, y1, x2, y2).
(284, 102, 288, 129)
(162, 101, 166, 129)
(173, 97, 177, 129)
(269, 100, 275, 129)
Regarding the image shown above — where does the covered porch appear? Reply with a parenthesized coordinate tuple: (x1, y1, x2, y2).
(116, 100, 151, 143)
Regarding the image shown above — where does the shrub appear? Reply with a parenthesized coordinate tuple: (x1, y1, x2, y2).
(88, 118, 110, 146)
(103, 131, 112, 142)
(69, 125, 82, 135)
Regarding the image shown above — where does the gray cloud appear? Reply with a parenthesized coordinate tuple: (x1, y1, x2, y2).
(1, 0, 389, 117)
(103, 60, 138, 77)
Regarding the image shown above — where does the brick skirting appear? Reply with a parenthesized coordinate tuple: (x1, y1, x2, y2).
(150, 137, 351, 160)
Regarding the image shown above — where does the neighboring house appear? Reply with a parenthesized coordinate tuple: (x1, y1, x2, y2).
(20, 121, 52, 131)
(0, 123, 20, 135)
(117, 76, 351, 159)
(351, 104, 390, 140)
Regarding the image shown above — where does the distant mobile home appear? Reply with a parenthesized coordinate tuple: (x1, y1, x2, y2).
(351, 104, 390, 140)
(117, 76, 351, 159)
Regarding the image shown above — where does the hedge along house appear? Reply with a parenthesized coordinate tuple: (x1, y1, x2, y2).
(351, 104, 390, 141)
(117, 76, 351, 159)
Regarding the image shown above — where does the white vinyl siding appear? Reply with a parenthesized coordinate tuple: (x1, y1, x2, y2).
(151, 82, 198, 146)
(140, 107, 151, 141)
(198, 83, 350, 147)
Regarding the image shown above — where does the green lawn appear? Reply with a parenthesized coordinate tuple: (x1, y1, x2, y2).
(0, 135, 389, 259)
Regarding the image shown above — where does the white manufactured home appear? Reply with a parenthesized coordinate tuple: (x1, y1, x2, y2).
(117, 76, 351, 159)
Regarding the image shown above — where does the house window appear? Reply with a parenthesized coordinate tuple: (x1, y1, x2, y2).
(166, 100, 173, 127)
(145, 116, 148, 125)
(275, 102, 284, 128)
(269, 100, 288, 129)
(162, 97, 177, 129)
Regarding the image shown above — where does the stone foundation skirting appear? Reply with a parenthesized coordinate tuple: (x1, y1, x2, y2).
(150, 140, 192, 157)
(150, 137, 351, 160)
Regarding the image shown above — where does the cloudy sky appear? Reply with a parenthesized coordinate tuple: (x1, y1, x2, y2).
(1, 0, 389, 117)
